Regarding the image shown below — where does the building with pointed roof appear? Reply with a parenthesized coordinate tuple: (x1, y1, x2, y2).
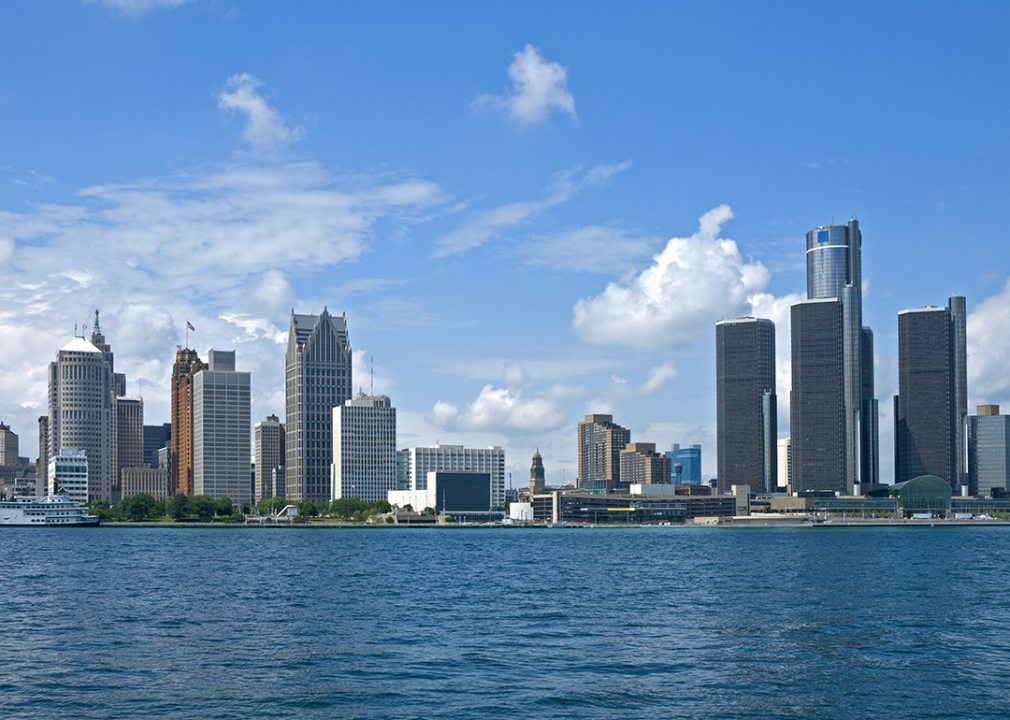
(285, 308, 353, 502)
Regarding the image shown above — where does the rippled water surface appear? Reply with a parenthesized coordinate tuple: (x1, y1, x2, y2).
(2, 526, 1010, 719)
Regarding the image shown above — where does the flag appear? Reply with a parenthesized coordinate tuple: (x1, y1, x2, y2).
(187, 321, 196, 332)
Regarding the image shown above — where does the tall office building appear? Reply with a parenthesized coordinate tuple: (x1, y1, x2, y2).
(577, 414, 631, 493)
(716, 317, 776, 494)
(530, 449, 546, 496)
(285, 308, 353, 502)
(968, 405, 1010, 498)
(254, 415, 285, 502)
(90, 311, 126, 398)
(949, 296, 969, 488)
(400, 445, 506, 507)
(332, 394, 396, 503)
(790, 220, 877, 494)
(113, 396, 144, 502)
(894, 298, 966, 489)
(143, 423, 172, 468)
(193, 350, 251, 504)
(170, 348, 208, 496)
(0, 422, 17, 466)
(665, 444, 702, 486)
(47, 336, 114, 501)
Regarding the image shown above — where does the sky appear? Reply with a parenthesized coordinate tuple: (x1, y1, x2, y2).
(1, 0, 1009, 488)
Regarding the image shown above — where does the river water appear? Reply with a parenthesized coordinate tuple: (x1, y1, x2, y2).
(1, 525, 1008, 719)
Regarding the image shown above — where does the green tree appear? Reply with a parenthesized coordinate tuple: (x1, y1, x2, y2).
(372, 500, 392, 514)
(403, 503, 413, 512)
(166, 493, 189, 521)
(297, 500, 318, 517)
(423, 506, 437, 516)
(215, 497, 234, 516)
(189, 495, 216, 522)
(87, 499, 118, 521)
(331, 497, 366, 520)
(121, 494, 156, 522)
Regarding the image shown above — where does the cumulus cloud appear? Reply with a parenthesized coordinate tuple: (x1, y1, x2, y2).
(218, 74, 305, 152)
(517, 226, 659, 274)
(434, 161, 631, 257)
(84, 0, 195, 13)
(572, 205, 771, 347)
(430, 384, 566, 433)
(641, 361, 678, 394)
(968, 279, 1010, 403)
(474, 45, 576, 124)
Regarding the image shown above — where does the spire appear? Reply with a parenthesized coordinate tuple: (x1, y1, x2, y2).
(93, 309, 102, 335)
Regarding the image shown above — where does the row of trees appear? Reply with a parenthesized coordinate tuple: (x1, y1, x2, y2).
(88, 494, 247, 522)
(253, 496, 393, 522)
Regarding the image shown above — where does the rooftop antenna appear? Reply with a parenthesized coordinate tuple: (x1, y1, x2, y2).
(93, 309, 101, 335)
(370, 355, 374, 396)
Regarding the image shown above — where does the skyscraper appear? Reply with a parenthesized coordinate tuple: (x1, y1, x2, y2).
(332, 394, 396, 503)
(193, 350, 251, 504)
(619, 443, 672, 486)
(113, 396, 144, 502)
(254, 415, 284, 502)
(665, 444, 702, 486)
(716, 317, 776, 494)
(47, 336, 114, 501)
(577, 414, 630, 493)
(894, 298, 966, 489)
(170, 348, 208, 496)
(790, 220, 877, 494)
(285, 308, 353, 502)
(968, 405, 1010, 498)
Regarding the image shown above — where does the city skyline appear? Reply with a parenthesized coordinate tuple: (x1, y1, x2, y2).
(2, 2, 1010, 488)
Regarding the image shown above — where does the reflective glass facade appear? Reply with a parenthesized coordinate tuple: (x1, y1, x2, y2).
(968, 414, 1010, 497)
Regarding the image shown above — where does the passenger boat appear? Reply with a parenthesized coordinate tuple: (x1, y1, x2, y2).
(0, 492, 100, 526)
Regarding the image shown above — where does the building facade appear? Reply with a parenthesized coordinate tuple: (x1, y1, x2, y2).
(0, 422, 17, 466)
(143, 423, 171, 469)
(285, 308, 353, 502)
(530, 449, 546, 496)
(894, 300, 966, 489)
(332, 394, 396, 503)
(170, 348, 208, 496)
(37, 416, 49, 496)
(401, 445, 506, 508)
(665, 444, 701, 486)
(192, 350, 251, 504)
(47, 337, 114, 501)
(791, 220, 878, 494)
(113, 396, 144, 502)
(968, 405, 1010, 498)
(254, 415, 285, 502)
(620, 443, 671, 486)
(577, 414, 631, 493)
(716, 317, 776, 494)
(122, 466, 171, 500)
(48, 448, 89, 504)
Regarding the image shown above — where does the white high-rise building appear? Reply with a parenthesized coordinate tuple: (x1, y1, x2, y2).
(402, 445, 506, 508)
(332, 394, 396, 503)
(49, 448, 89, 504)
(193, 350, 251, 504)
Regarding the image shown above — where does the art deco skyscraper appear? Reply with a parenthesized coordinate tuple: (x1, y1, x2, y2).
(716, 317, 776, 493)
(170, 348, 208, 496)
(894, 297, 967, 489)
(790, 220, 877, 494)
(285, 308, 352, 502)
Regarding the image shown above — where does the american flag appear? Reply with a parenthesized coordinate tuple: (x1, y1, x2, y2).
(187, 321, 196, 332)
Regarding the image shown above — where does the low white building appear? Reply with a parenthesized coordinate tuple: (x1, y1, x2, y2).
(401, 445, 506, 507)
(389, 471, 492, 513)
(49, 448, 88, 504)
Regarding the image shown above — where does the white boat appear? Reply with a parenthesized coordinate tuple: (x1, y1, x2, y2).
(0, 492, 100, 526)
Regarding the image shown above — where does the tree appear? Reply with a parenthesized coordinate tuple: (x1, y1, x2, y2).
(403, 503, 413, 512)
(166, 493, 188, 521)
(121, 494, 156, 522)
(189, 495, 216, 522)
(297, 500, 318, 517)
(216, 497, 234, 516)
(372, 500, 392, 514)
(331, 497, 366, 520)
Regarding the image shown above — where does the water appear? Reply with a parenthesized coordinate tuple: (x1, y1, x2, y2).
(2, 526, 1009, 719)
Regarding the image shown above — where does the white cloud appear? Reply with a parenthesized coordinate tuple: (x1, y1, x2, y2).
(518, 226, 660, 274)
(968, 279, 1010, 405)
(430, 384, 566, 433)
(434, 162, 631, 257)
(218, 74, 305, 153)
(572, 205, 771, 347)
(474, 45, 576, 125)
(641, 361, 678, 394)
(84, 0, 195, 13)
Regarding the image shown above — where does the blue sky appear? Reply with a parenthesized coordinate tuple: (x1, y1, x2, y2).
(2, 0, 1008, 487)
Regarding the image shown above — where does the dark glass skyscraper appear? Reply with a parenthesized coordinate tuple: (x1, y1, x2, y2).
(285, 308, 353, 502)
(716, 317, 776, 493)
(790, 219, 877, 493)
(894, 297, 967, 489)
